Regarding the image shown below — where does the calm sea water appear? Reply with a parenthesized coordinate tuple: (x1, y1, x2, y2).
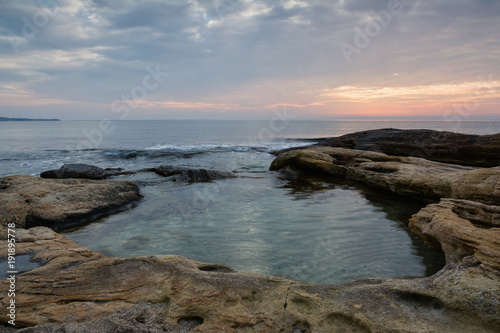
(1, 120, 499, 284)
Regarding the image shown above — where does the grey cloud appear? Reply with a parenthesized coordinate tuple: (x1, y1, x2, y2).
(0, 0, 498, 118)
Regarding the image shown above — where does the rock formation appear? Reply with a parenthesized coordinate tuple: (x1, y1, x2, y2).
(1, 129, 498, 332)
(40, 164, 124, 180)
(318, 128, 500, 167)
(266, 129, 500, 332)
(39, 163, 236, 183)
(0, 175, 141, 232)
(1, 227, 498, 332)
(153, 165, 236, 182)
(270, 146, 500, 204)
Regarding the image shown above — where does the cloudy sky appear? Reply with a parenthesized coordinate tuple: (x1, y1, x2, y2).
(0, 0, 499, 120)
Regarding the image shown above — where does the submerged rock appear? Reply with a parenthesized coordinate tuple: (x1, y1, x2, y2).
(0, 227, 498, 332)
(319, 128, 500, 167)
(0, 175, 141, 232)
(153, 165, 236, 182)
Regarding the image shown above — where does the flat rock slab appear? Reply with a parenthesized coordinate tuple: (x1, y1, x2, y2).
(0, 175, 141, 232)
(0, 227, 498, 332)
(320, 128, 500, 167)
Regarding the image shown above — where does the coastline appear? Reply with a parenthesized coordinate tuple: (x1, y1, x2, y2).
(1, 128, 499, 332)
(0, 117, 61, 122)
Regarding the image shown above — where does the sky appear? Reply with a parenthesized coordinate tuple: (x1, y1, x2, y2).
(0, 0, 499, 120)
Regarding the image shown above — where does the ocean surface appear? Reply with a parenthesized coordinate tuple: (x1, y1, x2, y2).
(1, 120, 499, 284)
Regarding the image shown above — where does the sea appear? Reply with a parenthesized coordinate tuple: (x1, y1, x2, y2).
(1, 119, 499, 284)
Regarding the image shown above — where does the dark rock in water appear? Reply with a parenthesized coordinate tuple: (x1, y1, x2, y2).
(154, 165, 236, 182)
(0, 175, 141, 231)
(41, 164, 105, 179)
(320, 128, 500, 167)
(40, 164, 125, 180)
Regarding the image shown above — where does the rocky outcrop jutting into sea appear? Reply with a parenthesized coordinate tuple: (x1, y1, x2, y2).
(0, 175, 141, 232)
(1, 129, 499, 332)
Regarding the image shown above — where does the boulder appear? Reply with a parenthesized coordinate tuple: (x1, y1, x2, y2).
(154, 165, 236, 182)
(1, 227, 498, 332)
(319, 128, 500, 167)
(40, 164, 125, 180)
(0, 175, 141, 231)
(40, 164, 106, 179)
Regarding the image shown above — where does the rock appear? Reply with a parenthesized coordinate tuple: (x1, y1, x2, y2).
(40, 164, 107, 179)
(154, 165, 236, 182)
(0, 175, 141, 231)
(40, 164, 125, 180)
(16, 303, 178, 333)
(409, 198, 500, 270)
(271, 146, 500, 204)
(320, 128, 500, 167)
(0, 227, 498, 332)
(267, 137, 500, 332)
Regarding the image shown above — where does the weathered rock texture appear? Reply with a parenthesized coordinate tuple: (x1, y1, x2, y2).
(319, 128, 500, 167)
(267, 131, 500, 332)
(1, 227, 498, 332)
(1, 129, 498, 332)
(270, 146, 500, 204)
(409, 198, 500, 270)
(0, 175, 141, 231)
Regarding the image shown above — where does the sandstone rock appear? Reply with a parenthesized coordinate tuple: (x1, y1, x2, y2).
(0, 227, 498, 332)
(409, 198, 500, 270)
(267, 141, 500, 332)
(270, 146, 500, 204)
(320, 128, 500, 167)
(0, 175, 141, 231)
(154, 165, 236, 182)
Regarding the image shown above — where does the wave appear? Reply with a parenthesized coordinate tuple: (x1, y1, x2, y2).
(100, 142, 315, 160)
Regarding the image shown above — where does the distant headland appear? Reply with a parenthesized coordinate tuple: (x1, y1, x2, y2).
(0, 116, 61, 121)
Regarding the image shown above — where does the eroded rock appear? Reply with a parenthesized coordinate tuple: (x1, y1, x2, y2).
(0, 175, 141, 231)
(0, 227, 498, 332)
(267, 139, 500, 332)
(270, 146, 500, 204)
(409, 198, 500, 270)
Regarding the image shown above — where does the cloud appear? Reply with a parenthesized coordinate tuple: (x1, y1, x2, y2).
(0, 0, 499, 119)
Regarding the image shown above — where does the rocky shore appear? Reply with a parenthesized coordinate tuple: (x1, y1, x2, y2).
(1, 129, 499, 332)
